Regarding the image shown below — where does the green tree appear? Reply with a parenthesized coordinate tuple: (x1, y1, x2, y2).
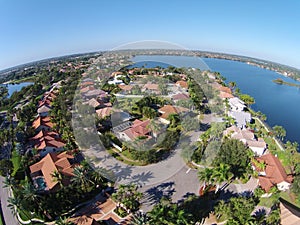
(272, 125, 286, 141)
(112, 184, 143, 212)
(198, 167, 215, 189)
(213, 163, 233, 192)
(213, 139, 252, 178)
(0, 159, 13, 176)
(239, 94, 255, 106)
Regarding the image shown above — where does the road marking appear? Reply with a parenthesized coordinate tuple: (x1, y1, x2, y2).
(186, 168, 191, 174)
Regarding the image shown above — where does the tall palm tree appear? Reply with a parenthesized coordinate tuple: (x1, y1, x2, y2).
(131, 211, 149, 225)
(71, 167, 92, 192)
(198, 167, 214, 190)
(213, 163, 233, 193)
(51, 170, 64, 188)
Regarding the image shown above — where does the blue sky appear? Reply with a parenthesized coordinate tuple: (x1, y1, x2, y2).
(1, 0, 300, 70)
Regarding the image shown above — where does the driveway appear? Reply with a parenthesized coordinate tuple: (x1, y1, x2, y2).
(0, 176, 19, 225)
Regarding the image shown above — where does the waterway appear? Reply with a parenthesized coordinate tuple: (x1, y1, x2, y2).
(1, 82, 33, 97)
(131, 55, 300, 146)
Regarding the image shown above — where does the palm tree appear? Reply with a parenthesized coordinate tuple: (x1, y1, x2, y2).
(56, 216, 75, 225)
(228, 81, 236, 90)
(51, 170, 64, 188)
(198, 167, 214, 190)
(71, 166, 92, 192)
(131, 211, 149, 225)
(213, 163, 233, 193)
(147, 119, 161, 140)
(22, 182, 42, 213)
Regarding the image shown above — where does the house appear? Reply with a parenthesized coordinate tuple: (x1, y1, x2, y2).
(176, 80, 188, 89)
(96, 107, 112, 119)
(118, 119, 151, 141)
(158, 105, 189, 124)
(228, 111, 252, 128)
(29, 130, 60, 143)
(84, 89, 107, 99)
(118, 84, 133, 93)
(219, 91, 234, 99)
(224, 126, 266, 156)
(37, 105, 51, 117)
(32, 116, 54, 132)
(108, 74, 125, 85)
(34, 136, 65, 157)
(171, 93, 190, 102)
(80, 86, 95, 94)
(254, 153, 293, 192)
(29, 152, 75, 192)
(141, 83, 160, 94)
(87, 98, 101, 108)
(229, 97, 246, 112)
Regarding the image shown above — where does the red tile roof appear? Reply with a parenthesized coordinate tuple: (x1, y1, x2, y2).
(32, 116, 54, 130)
(30, 152, 75, 190)
(176, 81, 188, 89)
(255, 153, 293, 192)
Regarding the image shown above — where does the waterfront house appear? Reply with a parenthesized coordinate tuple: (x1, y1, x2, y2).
(229, 97, 246, 112)
(228, 111, 252, 128)
(176, 80, 188, 89)
(171, 93, 190, 102)
(253, 153, 293, 192)
(224, 125, 266, 156)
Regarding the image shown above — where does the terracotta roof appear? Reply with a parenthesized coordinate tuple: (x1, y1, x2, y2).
(80, 86, 95, 93)
(118, 84, 133, 91)
(32, 116, 54, 130)
(172, 93, 189, 101)
(219, 86, 232, 94)
(35, 138, 65, 150)
(88, 98, 101, 108)
(123, 119, 151, 140)
(30, 130, 59, 141)
(158, 105, 189, 120)
(96, 107, 112, 118)
(38, 99, 52, 108)
(85, 89, 107, 97)
(69, 215, 99, 225)
(142, 83, 159, 90)
(219, 91, 234, 99)
(176, 80, 188, 89)
(80, 81, 94, 88)
(37, 105, 51, 114)
(255, 153, 293, 192)
(29, 152, 75, 190)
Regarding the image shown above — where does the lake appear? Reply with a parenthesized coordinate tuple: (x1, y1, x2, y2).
(131, 55, 300, 146)
(1, 82, 33, 97)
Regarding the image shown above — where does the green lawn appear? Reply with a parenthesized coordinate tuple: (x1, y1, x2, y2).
(258, 194, 279, 208)
(280, 191, 300, 208)
(0, 214, 3, 225)
(11, 150, 21, 176)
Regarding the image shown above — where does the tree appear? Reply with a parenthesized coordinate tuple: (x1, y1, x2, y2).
(112, 184, 143, 212)
(239, 94, 255, 106)
(266, 207, 280, 225)
(214, 200, 230, 220)
(272, 125, 286, 141)
(131, 211, 149, 225)
(213, 139, 252, 178)
(51, 170, 64, 188)
(198, 167, 214, 189)
(228, 81, 236, 90)
(71, 166, 93, 192)
(0, 159, 13, 176)
(212, 163, 233, 192)
(148, 199, 193, 225)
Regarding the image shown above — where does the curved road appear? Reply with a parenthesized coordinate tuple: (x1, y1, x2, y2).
(83, 131, 202, 187)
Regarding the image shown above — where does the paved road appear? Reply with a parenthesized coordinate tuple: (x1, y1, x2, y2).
(83, 131, 202, 187)
(0, 176, 19, 225)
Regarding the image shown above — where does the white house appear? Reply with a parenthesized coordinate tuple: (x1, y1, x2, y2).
(229, 97, 246, 112)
